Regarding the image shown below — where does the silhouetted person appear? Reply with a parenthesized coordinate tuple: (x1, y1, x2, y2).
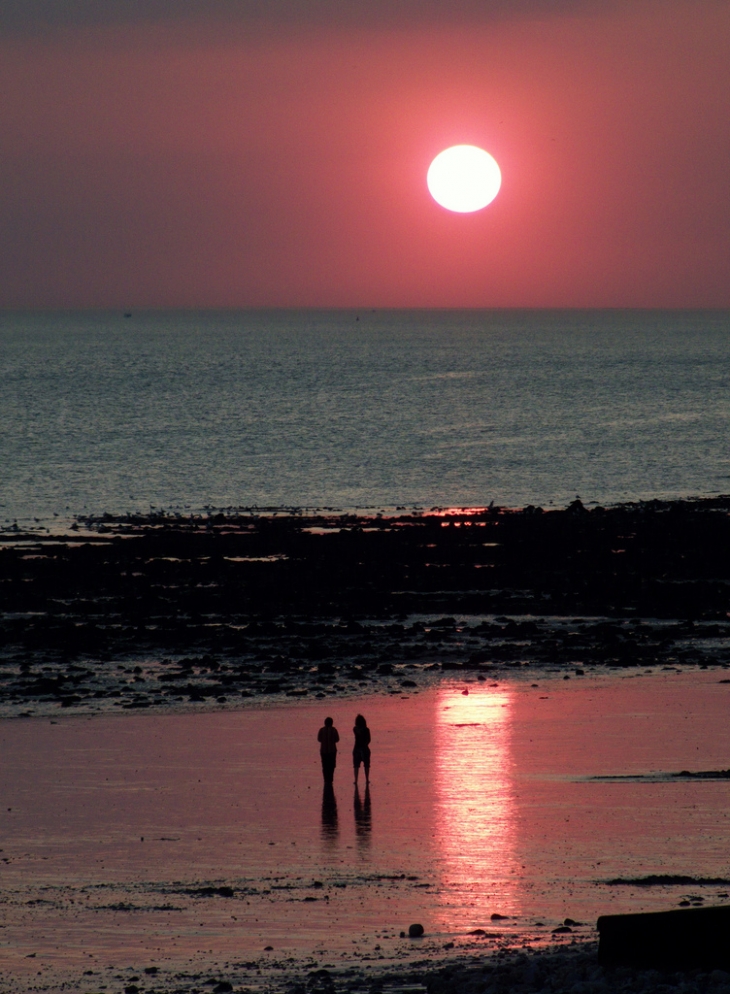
(354, 784, 372, 845)
(321, 783, 338, 840)
(353, 713, 371, 785)
(318, 716, 339, 784)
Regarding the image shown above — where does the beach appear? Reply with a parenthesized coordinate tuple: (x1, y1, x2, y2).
(2, 501, 730, 991)
(2, 663, 730, 993)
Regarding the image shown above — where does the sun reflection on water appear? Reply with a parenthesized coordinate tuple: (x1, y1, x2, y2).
(434, 684, 519, 930)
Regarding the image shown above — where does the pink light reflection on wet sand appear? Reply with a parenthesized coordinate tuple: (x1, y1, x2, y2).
(0, 696, 442, 982)
(2, 672, 730, 987)
(434, 684, 519, 930)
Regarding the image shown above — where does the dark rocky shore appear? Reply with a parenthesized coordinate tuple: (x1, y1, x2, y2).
(423, 943, 730, 994)
(13, 941, 730, 994)
(2, 498, 730, 714)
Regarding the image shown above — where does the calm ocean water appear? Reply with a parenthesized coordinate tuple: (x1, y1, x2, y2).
(1, 309, 729, 525)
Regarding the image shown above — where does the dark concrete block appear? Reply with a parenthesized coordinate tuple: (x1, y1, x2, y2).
(597, 905, 730, 970)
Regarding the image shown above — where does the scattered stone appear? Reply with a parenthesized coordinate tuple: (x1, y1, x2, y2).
(3, 501, 730, 716)
(425, 940, 730, 994)
(408, 923, 425, 937)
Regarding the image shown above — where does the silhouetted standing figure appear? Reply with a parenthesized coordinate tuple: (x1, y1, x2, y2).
(318, 716, 339, 785)
(353, 713, 371, 786)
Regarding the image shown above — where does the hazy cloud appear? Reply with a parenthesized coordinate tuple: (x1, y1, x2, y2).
(0, 0, 635, 36)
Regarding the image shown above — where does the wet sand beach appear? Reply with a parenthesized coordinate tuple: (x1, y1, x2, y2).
(2, 671, 730, 993)
(3, 501, 730, 992)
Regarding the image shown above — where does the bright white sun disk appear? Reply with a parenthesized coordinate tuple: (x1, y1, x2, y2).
(427, 145, 501, 213)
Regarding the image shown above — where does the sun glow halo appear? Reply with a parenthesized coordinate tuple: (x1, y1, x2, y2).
(427, 145, 501, 213)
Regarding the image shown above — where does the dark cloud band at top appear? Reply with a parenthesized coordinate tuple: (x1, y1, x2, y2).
(0, 0, 637, 35)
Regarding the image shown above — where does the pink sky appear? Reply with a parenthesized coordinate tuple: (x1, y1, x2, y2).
(0, 0, 728, 307)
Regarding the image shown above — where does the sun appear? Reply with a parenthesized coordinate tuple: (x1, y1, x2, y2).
(427, 145, 502, 213)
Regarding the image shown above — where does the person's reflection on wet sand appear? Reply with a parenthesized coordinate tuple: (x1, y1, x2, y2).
(354, 784, 371, 846)
(321, 784, 339, 842)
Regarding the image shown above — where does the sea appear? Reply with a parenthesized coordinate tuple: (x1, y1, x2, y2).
(1, 308, 729, 526)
